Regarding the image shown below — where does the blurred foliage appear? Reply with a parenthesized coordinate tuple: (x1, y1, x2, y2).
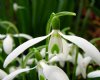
(0, 0, 99, 37)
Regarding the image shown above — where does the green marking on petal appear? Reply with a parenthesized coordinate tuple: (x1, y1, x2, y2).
(51, 44, 59, 54)
(40, 75, 45, 80)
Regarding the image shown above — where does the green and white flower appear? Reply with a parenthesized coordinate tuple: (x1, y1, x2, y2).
(0, 33, 33, 54)
(2, 61, 69, 80)
(76, 53, 91, 79)
(3, 29, 100, 68)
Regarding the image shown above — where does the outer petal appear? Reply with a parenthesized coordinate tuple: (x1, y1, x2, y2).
(59, 31, 100, 65)
(3, 35, 13, 54)
(40, 61, 69, 80)
(0, 69, 7, 79)
(3, 67, 35, 80)
(3, 31, 53, 68)
(13, 33, 33, 40)
(87, 70, 100, 78)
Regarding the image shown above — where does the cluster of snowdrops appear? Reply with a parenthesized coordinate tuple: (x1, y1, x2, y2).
(0, 11, 100, 80)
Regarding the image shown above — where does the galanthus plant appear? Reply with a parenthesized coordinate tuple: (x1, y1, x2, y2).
(1, 11, 100, 80)
(0, 33, 33, 54)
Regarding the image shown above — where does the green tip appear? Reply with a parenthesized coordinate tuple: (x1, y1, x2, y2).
(51, 16, 60, 30)
(55, 11, 76, 17)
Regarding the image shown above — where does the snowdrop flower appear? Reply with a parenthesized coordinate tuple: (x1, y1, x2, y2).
(3, 61, 69, 80)
(0, 69, 7, 79)
(39, 61, 69, 80)
(49, 39, 72, 67)
(48, 30, 63, 59)
(3, 12, 100, 69)
(13, 3, 24, 11)
(0, 33, 32, 54)
(76, 53, 91, 79)
(3, 35, 14, 54)
(87, 70, 100, 78)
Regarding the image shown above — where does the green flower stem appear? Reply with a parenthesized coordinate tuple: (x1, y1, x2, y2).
(72, 46, 79, 80)
(23, 50, 34, 68)
(67, 62, 70, 76)
(46, 13, 55, 44)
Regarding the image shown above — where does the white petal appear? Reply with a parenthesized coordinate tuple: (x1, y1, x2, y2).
(3, 31, 53, 68)
(88, 70, 100, 78)
(77, 53, 83, 64)
(83, 57, 91, 68)
(40, 48, 46, 58)
(40, 61, 69, 80)
(3, 67, 35, 80)
(62, 39, 73, 56)
(13, 33, 33, 40)
(59, 61, 65, 67)
(76, 66, 81, 76)
(49, 53, 67, 62)
(59, 31, 100, 65)
(81, 67, 86, 79)
(27, 59, 34, 65)
(3, 35, 13, 54)
(0, 69, 7, 79)
(0, 34, 6, 39)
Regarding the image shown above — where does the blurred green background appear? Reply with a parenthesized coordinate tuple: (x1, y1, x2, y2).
(0, 0, 100, 46)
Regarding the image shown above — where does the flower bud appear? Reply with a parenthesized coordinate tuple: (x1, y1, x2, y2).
(3, 35, 13, 54)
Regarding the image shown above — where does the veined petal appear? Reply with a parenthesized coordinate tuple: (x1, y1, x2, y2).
(59, 31, 100, 65)
(87, 70, 100, 78)
(3, 67, 36, 80)
(3, 31, 53, 68)
(3, 35, 13, 54)
(13, 33, 33, 40)
(40, 61, 69, 80)
(0, 69, 7, 79)
(27, 59, 34, 65)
